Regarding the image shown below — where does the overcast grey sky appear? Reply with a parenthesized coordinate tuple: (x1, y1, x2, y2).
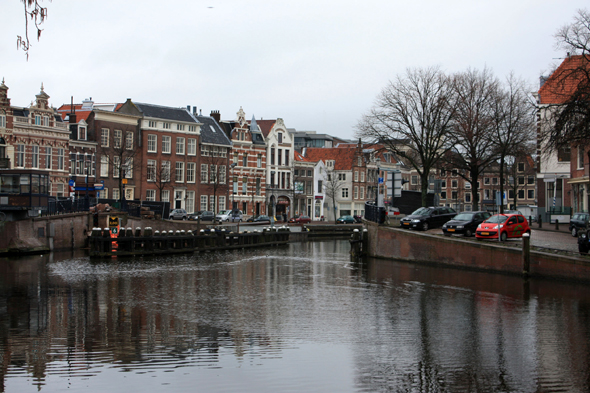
(1, 0, 587, 140)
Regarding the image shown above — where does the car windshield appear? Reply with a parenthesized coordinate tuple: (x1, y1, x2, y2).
(485, 215, 509, 224)
(453, 213, 475, 221)
(412, 207, 432, 216)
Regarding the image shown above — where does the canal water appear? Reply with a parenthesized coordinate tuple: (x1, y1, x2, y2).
(1, 240, 590, 392)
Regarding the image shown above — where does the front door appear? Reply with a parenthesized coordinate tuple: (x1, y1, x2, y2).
(175, 190, 184, 209)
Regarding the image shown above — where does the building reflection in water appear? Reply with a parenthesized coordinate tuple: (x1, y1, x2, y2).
(0, 242, 589, 392)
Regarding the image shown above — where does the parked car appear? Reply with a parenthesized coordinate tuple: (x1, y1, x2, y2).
(289, 215, 311, 224)
(188, 211, 202, 221)
(399, 207, 457, 231)
(475, 213, 531, 241)
(442, 211, 491, 237)
(569, 212, 589, 237)
(228, 210, 243, 222)
(578, 229, 590, 254)
(336, 215, 355, 224)
(199, 211, 216, 221)
(353, 215, 363, 223)
(216, 210, 232, 222)
(169, 209, 188, 220)
(252, 215, 271, 223)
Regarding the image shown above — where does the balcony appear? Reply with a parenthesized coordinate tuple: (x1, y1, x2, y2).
(14, 116, 68, 130)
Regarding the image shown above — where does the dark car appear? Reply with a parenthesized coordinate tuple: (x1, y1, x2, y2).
(399, 206, 457, 231)
(252, 215, 271, 223)
(442, 211, 491, 237)
(569, 212, 589, 237)
(336, 215, 355, 224)
(193, 210, 215, 222)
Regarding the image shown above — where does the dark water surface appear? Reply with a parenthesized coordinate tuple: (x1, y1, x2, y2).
(1, 241, 590, 392)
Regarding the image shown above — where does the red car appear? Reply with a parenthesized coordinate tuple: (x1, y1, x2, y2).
(475, 213, 531, 241)
(289, 215, 312, 224)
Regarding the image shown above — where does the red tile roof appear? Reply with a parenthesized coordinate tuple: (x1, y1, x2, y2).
(539, 55, 590, 104)
(56, 104, 92, 122)
(254, 119, 276, 137)
(294, 150, 312, 162)
(302, 147, 357, 170)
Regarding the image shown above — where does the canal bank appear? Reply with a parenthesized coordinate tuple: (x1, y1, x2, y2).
(366, 220, 590, 282)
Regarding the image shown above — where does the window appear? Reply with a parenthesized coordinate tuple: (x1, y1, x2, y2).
(114, 130, 122, 148)
(96, 129, 107, 148)
(163, 122, 170, 129)
(147, 159, 156, 181)
(175, 162, 184, 182)
(451, 180, 458, 188)
(177, 124, 185, 131)
(411, 175, 418, 185)
(242, 177, 247, 194)
(360, 186, 364, 199)
(243, 153, 248, 167)
(161, 190, 170, 203)
(210, 195, 216, 212)
(278, 133, 283, 143)
(342, 188, 349, 198)
(517, 162, 525, 172)
(271, 148, 275, 165)
(452, 191, 458, 200)
(360, 171, 365, 182)
(327, 160, 334, 168)
(186, 162, 196, 183)
(484, 177, 490, 185)
(318, 180, 323, 192)
(125, 187, 134, 201)
(162, 161, 171, 182)
(285, 150, 290, 166)
(176, 137, 185, 155)
(233, 176, 238, 194)
(354, 171, 358, 182)
(528, 189, 535, 199)
(518, 189, 525, 199)
(278, 149, 282, 166)
(201, 164, 208, 183)
(187, 138, 196, 155)
(358, 157, 362, 166)
(146, 190, 156, 201)
(338, 173, 346, 181)
(124, 158, 133, 179)
(219, 147, 227, 158)
(354, 186, 358, 199)
(29, 145, 38, 168)
(57, 148, 64, 171)
(441, 191, 447, 199)
(148, 121, 157, 128)
(189, 125, 197, 132)
(219, 165, 226, 184)
(113, 156, 120, 178)
(202, 145, 210, 157)
(147, 135, 157, 152)
(440, 169, 446, 177)
(35, 115, 41, 125)
(256, 178, 261, 196)
(100, 156, 109, 177)
(44, 147, 51, 169)
(212, 146, 219, 157)
(558, 147, 570, 162)
(452, 169, 458, 177)
(465, 193, 471, 203)
(201, 195, 208, 211)
(579, 146, 585, 169)
(0, 112, 5, 128)
(16, 145, 25, 167)
(518, 176, 525, 185)
(210, 165, 217, 183)
(492, 177, 498, 185)
(112, 188, 120, 200)
(528, 176, 535, 184)
(162, 136, 171, 154)
(78, 126, 87, 141)
(186, 191, 195, 213)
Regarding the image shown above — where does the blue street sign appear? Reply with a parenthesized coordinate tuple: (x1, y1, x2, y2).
(68, 179, 75, 187)
(378, 177, 384, 184)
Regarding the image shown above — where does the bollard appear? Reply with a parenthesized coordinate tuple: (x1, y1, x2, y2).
(362, 228, 368, 256)
(538, 215, 542, 229)
(555, 219, 559, 231)
(350, 229, 361, 257)
(522, 232, 531, 277)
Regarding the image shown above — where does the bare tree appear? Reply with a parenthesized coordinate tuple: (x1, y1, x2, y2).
(505, 152, 536, 210)
(323, 166, 345, 222)
(17, 0, 49, 59)
(491, 73, 536, 212)
(442, 68, 501, 211)
(356, 67, 455, 207)
(147, 160, 171, 201)
(544, 9, 590, 153)
(97, 126, 138, 204)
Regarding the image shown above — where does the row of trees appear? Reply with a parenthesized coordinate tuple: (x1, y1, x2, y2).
(356, 66, 535, 211)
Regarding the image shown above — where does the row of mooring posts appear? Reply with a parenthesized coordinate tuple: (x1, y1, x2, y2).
(89, 226, 291, 258)
(349, 228, 369, 258)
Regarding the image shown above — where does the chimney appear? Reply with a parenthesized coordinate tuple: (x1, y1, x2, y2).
(187, 105, 190, 112)
(193, 106, 197, 115)
(210, 110, 221, 123)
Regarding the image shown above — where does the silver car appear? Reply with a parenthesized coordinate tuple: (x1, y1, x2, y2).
(169, 209, 188, 220)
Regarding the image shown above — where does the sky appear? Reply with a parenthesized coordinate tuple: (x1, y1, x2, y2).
(1, 0, 588, 141)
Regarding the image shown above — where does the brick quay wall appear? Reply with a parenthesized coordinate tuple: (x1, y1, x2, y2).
(366, 220, 590, 282)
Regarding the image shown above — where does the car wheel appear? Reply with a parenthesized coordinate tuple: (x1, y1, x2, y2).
(183, 217, 187, 221)
(500, 231, 507, 242)
(422, 222, 429, 231)
(464, 229, 472, 237)
(572, 227, 578, 237)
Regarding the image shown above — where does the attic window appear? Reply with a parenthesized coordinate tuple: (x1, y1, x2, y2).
(327, 160, 334, 168)
(189, 125, 197, 132)
(78, 126, 87, 141)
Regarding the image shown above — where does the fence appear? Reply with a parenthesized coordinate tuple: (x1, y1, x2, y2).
(365, 201, 386, 224)
(44, 197, 96, 216)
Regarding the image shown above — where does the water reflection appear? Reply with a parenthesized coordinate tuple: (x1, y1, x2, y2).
(0, 242, 589, 392)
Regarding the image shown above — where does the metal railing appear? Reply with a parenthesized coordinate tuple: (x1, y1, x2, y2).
(365, 201, 386, 224)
